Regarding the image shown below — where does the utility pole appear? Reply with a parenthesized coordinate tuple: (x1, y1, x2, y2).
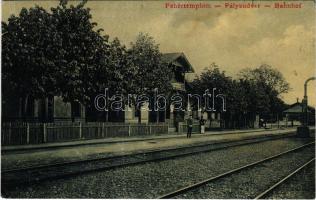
(297, 77, 316, 137)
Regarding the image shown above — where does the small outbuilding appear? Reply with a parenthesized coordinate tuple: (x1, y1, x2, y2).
(283, 101, 315, 126)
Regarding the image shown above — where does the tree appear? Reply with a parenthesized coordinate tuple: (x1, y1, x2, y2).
(128, 33, 172, 122)
(189, 63, 280, 128)
(50, 0, 110, 106)
(2, 0, 114, 121)
(238, 64, 290, 95)
(232, 79, 271, 128)
(107, 38, 137, 95)
(189, 64, 235, 127)
(87, 38, 137, 122)
(238, 64, 290, 122)
(189, 64, 233, 112)
(2, 6, 60, 118)
(51, 1, 139, 122)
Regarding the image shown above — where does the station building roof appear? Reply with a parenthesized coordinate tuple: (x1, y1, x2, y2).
(283, 102, 315, 114)
(162, 52, 195, 73)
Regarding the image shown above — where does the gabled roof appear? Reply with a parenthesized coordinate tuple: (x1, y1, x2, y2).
(162, 53, 182, 63)
(162, 52, 195, 73)
(283, 102, 315, 114)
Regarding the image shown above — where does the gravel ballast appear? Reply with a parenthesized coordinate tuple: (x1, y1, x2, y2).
(174, 145, 314, 199)
(264, 162, 315, 199)
(2, 137, 314, 198)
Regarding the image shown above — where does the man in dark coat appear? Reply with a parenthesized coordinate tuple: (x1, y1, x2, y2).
(187, 115, 193, 138)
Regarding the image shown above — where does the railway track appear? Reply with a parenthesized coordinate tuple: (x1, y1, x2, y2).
(254, 158, 315, 199)
(157, 141, 315, 199)
(2, 133, 298, 188)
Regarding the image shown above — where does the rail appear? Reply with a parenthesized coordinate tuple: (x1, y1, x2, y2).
(157, 142, 315, 198)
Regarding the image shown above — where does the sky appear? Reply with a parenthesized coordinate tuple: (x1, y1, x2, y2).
(2, 1, 316, 106)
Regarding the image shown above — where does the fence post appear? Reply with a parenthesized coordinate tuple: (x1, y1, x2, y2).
(79, 122, 82, 139)
(43, 123, 47, 143)
(8, 122, 12, 145)
(149, 125, 152, 135)
(128, 125, 131, 137)
(26, 123, 30, 144)
(102, 123, 105, 138)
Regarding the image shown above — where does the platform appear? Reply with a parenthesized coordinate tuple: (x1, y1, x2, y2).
(2, 128, 276, 152)
(2, 127, 311, 171)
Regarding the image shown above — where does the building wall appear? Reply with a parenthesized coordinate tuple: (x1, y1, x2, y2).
(54, 96, 71, 119)
(52, 96, 85, 122)
(124, 103, 150, 123)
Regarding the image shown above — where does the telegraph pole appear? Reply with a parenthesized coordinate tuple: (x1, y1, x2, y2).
(297, 77, 316, 137)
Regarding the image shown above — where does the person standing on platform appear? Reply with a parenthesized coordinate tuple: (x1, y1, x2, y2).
(200, 116, 206, 134)
(187, 115, 193, 138)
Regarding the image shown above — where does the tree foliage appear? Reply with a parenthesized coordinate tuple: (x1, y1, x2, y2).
(2, 1, 290, 125)
(189, 63, 233, 111)
(2, 6, 58, 100)
(238, 64, 290, 118)
(128, 33, 173, 122)
(2, 5, 63, 116)
(190, 63, 288, 128)
(50, 0, 110, 104)
(129, 33, 172, 95)
(2, 0, 110, 105)
(238, 64, 290, 95)
(107, 38, 137, 96)
(2, 2, 173, 121)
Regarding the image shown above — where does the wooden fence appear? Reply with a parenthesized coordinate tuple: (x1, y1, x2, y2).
(1, 122, 169, 146)
(178, 122, 201, 133)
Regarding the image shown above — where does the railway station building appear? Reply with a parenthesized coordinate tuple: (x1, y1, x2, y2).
(283, 101, 315, 126)
(2, 52, 196, 128)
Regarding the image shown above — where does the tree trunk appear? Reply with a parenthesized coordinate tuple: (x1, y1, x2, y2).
(138, 110, 141, 123)
(156, 111, 160, 123)
(18, 98, 23, 119)
(137, 105, 141, 123)
(244, 115, 246, 129)
(105, 111, 109, 122)
(71, 101, 75, 123)
(23, 95, 29, 121)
